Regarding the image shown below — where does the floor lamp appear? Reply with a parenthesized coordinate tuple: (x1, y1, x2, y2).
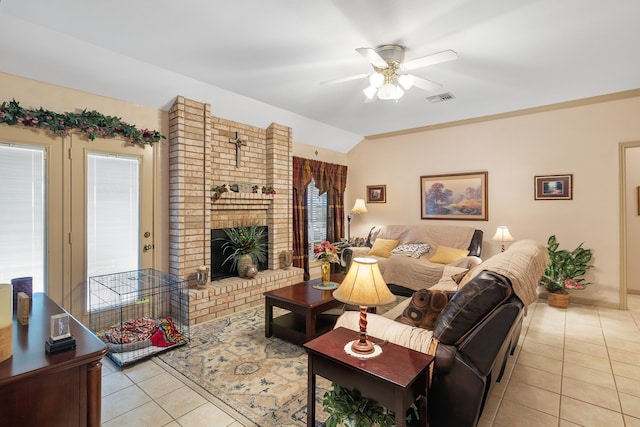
(347, 199, 368, 242)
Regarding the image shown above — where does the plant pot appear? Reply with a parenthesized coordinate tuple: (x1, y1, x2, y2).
(548, 291, 569, 308)
(321, 261, 331, 284)
(237, 254, 252, 278)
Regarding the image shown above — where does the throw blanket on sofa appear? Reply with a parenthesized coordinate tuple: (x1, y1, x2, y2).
(350, 224, 478, 291)
(369, 224, 476, 251)
(463, 239, 549, 311)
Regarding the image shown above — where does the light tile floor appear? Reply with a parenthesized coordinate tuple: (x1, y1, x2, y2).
(101, 295, 640, 426)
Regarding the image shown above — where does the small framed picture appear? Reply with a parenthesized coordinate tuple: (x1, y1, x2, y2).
(534, 174, 573, 200)
(366, 185, 386, 203)
(50, 313, 71, 341)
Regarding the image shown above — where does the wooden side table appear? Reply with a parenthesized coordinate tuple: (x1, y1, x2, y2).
(264, 274, 345, 345)
(304, 327, 433, 427)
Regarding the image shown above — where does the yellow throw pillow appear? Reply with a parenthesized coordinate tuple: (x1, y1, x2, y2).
(367, 238, 400, 258)
(428, 246, 469, 264)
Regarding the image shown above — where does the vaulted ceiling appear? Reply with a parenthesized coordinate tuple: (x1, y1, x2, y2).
(1, 0, 639, 152)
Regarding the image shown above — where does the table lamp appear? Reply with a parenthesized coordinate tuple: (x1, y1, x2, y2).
(333, 257, 395, 356)
(347, 198, 368, 242)
(492, 226, 514, 252)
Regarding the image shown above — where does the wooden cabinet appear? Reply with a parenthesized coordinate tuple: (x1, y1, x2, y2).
(0, 293, 108, 426)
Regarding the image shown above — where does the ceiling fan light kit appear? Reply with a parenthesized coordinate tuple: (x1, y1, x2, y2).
(398, 74, 414, 90)
(327, 45, 457, 102)
(376, 83, 403, 100)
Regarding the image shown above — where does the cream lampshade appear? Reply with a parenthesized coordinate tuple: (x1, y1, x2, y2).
(347, 199, 368, 242)
(351, 198, 368, 214)
(333, 257, 395, 355)
(492, 226, 514, 252)
(0, 283, 13, 363)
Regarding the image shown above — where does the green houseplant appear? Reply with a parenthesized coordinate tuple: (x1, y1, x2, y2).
(540, 235, 593, 295)
(222, 223, 267, 277)
(322, 383, 418, 427)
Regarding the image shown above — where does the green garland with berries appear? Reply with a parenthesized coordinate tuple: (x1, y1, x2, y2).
(0, 99, 165, 146)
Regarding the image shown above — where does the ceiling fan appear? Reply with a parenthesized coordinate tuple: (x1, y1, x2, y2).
(323, 45, 457, 101)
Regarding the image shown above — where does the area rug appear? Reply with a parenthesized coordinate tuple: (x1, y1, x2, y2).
(156, 307, 331, 426)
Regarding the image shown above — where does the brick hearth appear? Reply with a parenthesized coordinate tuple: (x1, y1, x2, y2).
(168, 96, 303, 325)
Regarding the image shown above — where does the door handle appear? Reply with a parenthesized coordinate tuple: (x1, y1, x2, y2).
(143, 244, 154, 252)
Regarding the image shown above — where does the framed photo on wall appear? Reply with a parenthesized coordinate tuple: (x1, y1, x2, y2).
(366, 185, 386, 203)
(420, 171, 488, 220)
(534, 174, 573, 200)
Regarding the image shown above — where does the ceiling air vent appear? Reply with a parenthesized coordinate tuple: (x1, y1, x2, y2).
(426, 93, 455, 103)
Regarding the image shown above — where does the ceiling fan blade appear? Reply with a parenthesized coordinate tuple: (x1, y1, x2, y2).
(411, 75, 443, 92)
(320, 73, 368, 85)
(403, 49, 458, 71)
(356, 47, 388, 68)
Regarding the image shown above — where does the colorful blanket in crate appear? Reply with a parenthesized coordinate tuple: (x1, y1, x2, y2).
(97, 317, 184, 353)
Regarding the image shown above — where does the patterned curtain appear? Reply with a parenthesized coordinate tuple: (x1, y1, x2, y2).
(321, 162, 348, 243)
(292, 157, 312, 279)
(292, 156, 348, 279)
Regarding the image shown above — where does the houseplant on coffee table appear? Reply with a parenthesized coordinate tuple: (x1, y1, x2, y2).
(539, 235, 593, 308)
(222, 223, 267, 277)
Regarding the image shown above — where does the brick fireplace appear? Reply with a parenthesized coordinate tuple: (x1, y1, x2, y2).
(168, 96, 303, 325)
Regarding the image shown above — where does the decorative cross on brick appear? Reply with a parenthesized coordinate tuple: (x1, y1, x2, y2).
(228, 131, 247, 168)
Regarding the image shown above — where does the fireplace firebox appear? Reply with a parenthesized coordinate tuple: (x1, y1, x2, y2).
(210, 227, 269, 280)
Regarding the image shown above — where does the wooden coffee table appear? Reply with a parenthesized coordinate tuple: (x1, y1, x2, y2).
(264, 274, 344, 345)
(304, 327, 434, 427)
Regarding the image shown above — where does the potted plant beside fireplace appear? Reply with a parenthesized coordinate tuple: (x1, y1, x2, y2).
(222, 223, 267, 277)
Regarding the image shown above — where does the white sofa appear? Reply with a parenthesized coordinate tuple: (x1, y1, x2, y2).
(343, 224, 483, 293)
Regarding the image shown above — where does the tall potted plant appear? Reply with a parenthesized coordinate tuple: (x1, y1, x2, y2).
(539, 235, 593, 308)
(222, 224, 267, 277)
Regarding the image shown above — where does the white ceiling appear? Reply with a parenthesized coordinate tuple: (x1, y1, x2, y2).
(1, 0, 640, 153)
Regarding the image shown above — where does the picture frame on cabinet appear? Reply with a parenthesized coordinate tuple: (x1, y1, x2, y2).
(50, 313, 71, 341)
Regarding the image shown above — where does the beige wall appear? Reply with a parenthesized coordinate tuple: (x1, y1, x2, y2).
(346, 95, 640, 308)
(5, 71, 640, 308)
(292, 140, 348, 165)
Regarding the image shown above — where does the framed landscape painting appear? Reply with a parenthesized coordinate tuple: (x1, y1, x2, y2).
(420, 172, 488, 220)
(534, 174, 573, 200)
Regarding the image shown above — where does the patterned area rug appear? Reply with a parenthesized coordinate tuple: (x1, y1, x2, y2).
(157, 307, 330, 426)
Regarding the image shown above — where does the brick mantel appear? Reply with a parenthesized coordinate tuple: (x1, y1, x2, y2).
(211, 192, 274, 210)
(168, 96, 301, 323)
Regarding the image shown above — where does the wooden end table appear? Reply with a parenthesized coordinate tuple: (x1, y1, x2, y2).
(264, 274, 345, 345)
(304, 327, 433, 427)
(0, 293, 108, 426)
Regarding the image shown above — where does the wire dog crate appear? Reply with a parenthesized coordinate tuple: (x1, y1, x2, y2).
(89, 268, 190, 367)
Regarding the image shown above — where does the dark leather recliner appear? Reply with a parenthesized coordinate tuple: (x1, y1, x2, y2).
(428, 270, 523, 427)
